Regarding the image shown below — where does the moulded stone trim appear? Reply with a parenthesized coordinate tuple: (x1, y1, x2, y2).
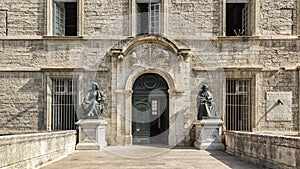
(124, 68, 180, 93)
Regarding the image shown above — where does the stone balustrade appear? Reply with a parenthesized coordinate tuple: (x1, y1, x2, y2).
(0, 130, 76, 169)
(225, 131, 300, 169)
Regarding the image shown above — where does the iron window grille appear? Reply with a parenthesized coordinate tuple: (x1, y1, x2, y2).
(51, 78, 78, 130)
(225, 79, 252, 131)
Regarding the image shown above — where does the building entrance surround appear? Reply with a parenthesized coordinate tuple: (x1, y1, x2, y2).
(109, 35, 191, 146)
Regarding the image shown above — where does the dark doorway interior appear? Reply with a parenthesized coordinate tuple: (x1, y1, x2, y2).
(132, 73, 169, 144)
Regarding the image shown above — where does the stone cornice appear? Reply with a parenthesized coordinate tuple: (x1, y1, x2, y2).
(40, 67, 85, 72)
(192, 66, 264, 72)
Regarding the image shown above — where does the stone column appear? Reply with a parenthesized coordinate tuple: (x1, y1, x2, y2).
(116, 89, 132, 145)
(124, 89, 133, 145)
(168, 89, 184, 146)
(116, 90, 125, 145)
(168, 90, 177, 146)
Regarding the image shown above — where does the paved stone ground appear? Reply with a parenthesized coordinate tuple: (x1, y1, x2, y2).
(41, 145, 264, 169)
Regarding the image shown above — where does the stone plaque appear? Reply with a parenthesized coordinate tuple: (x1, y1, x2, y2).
(266, 92, 292, 121)
(202, 128, 220, 141)
(82, 128, 96, 141)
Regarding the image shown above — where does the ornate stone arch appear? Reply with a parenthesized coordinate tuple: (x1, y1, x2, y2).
(120, 68, 183, 146)
(125, 68, 180, 92)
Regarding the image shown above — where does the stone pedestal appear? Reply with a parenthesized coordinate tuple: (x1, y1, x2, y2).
(194, 119, 224, 150)
(76, 119, 108, 150)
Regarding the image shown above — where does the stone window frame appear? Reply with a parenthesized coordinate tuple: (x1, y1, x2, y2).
(0, 9, 8, 36)
(297, 67, 300, 134)
(130, 0, 168, 36)
(46, 0, 84, 36)
(42, 69, 83, 131)
(220, 0, 258, 37)
(222, 68, 261, 132)
(298, 2, 300, 36)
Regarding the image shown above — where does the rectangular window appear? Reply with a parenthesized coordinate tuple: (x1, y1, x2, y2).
(151, 99, 158, 115)
(51, 78, 78, 130)
(136, 0, 161, 35)
(53, 1, 77, 36)
(150, 3, 160, 34)
(226, 79, 251, 131)
(226, 0, 249, 36)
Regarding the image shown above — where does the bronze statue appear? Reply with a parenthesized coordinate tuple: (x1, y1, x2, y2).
(82, 82, 106, 118)
(197, 85, 217, 120)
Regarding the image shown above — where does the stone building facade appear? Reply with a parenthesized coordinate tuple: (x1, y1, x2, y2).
(0, 0, 299, 146)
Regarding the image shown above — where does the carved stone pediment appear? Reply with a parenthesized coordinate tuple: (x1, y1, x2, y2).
(125, 43, 175, 69)
(108, 35, 191, 60)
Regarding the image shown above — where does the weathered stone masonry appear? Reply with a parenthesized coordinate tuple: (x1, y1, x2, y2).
(0, 0, 300, 146)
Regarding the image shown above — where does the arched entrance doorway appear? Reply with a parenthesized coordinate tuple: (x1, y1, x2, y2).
(132, 73, 169, 144)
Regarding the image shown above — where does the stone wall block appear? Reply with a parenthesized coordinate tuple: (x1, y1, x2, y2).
(296, 144, 300, 168)
(225, 132, 300, 169)
(0, 131, 76, 169)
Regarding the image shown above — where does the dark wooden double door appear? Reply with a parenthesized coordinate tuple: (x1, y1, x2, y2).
(132, 73, 169, 144)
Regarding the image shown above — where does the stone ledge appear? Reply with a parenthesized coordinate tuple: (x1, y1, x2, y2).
(0, 68, 41, 72)
(42, 36, 85, 40)
(0, 130, 77, 169)
(192, 66, 263, 72)
(225, 131, 300, 169)
(217, 36, 300, 41)
(40, 67, 85, 72)
(40, 67, 109, 72)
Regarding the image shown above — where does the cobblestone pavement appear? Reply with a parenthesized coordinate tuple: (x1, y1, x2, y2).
(41, 145, 264, 169)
